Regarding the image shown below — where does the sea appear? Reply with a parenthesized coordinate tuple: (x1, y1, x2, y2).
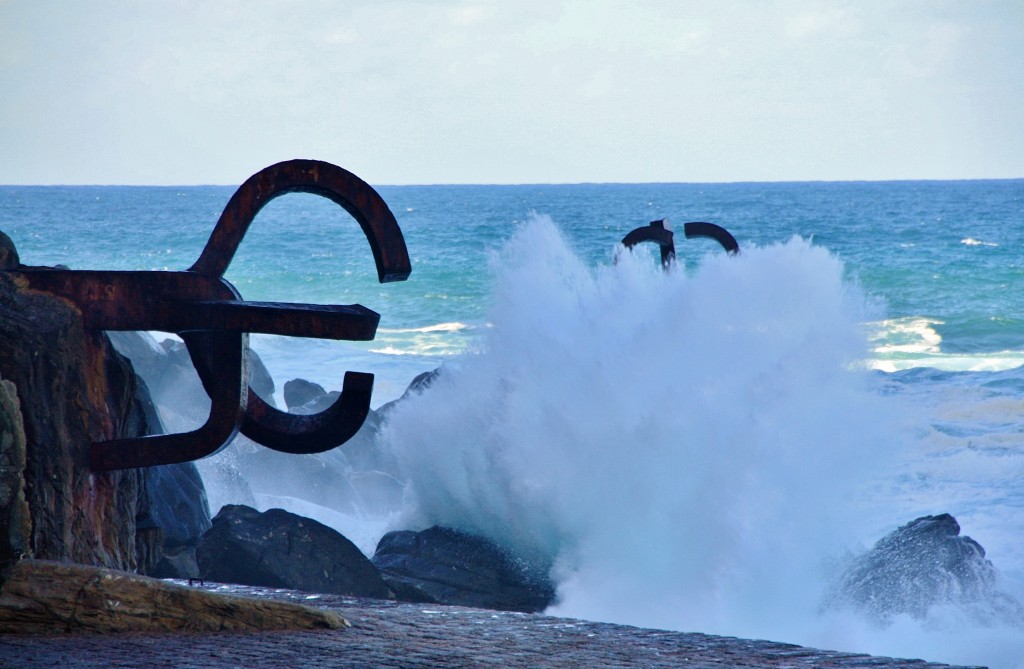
(2, 178, 1023, 667)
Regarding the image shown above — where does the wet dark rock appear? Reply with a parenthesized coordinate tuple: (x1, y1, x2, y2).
(0, 232, 18, 270)
(140, 456, 204, 582)
(150, 545, 201, 581)
(372, 526, 555, 613)
(284, 378, 329, 411)
(145, 463, 212, 550)
(197, 504, 389, 598)
(0, 378, 30, 563)
(377, 368, 441, 418)
(133, 517, 164, 576)
(824, 513, 1024, 626)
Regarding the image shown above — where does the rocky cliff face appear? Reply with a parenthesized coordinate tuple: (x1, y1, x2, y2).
(0, 238, 150, 571)
(0, 378, 30, 563)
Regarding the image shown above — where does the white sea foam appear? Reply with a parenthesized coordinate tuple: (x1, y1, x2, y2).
(374, 215, 1024, 665)
(377, 322, 471, 334)
(872, 351, 1024, 373)
(368, 344, 460, 357)
(868, 317, 1024, 373)
(961, 237, 999, 247)
(869, 316, 944, 356)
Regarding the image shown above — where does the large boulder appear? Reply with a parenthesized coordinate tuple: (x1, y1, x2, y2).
(283, 378, 332, 412)
(376, 368, 440, 419)
(0, 244, 151, 571)
(144, 462, 212, 580)
(144, 462, 211, 553)
(824, 513, 1024, 626)
(372, 526, 555, 613)
(196, 504, 389, 598)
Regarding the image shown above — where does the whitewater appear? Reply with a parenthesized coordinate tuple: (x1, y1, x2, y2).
(2, 179, 1023, 667)
(376, 216, 1023, 668)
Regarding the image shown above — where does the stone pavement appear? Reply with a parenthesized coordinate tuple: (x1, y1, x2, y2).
(0, 582, 984, 669)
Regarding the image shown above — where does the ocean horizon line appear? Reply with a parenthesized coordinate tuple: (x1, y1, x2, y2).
(1, 176, 1022, 189)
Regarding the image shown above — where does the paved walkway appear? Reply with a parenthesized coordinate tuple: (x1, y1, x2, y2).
(0, 583, 983, 669)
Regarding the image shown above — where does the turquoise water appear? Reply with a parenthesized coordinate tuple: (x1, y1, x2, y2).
(2, 179, 1024, 667)
(6, 180, 1022, 370)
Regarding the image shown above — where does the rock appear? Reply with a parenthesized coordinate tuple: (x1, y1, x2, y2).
(824, 513, 1024, 626)
(377, 368, 441, 418)
(150, 545, 202, 581)
(382, 576, 438, 603)
(0, 377, 30, 563)
(372, 526, 555, 613)
(0, 264, 150, 571)
(284, 378, 329, 411)
(0, 559, 348, 633)
(197, 504, 389, 598)
(144, 462, 212, 551)
(133, 516, 164, 576)
(0, 232, 18, 270)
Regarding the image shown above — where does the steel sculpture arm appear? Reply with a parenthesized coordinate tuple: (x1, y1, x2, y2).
(621, 219, 739, 268)
(682, 222, 739, 255)
(6, 159, 410, 470)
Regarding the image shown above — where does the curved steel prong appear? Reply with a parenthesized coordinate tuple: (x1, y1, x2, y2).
(683, 222, 740, 254)
(190, 159, 411, 283)
(90, 332, 246, 471)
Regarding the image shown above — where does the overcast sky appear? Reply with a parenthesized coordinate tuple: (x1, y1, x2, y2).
(1, 1, 1021, 185)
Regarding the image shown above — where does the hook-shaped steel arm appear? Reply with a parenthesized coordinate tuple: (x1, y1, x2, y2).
(5, 159, 410, 470)
(191, 159, 411, 283)
(683, 222, 739, 255)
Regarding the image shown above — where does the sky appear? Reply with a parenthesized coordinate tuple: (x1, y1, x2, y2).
(1, 0, 1022, 186)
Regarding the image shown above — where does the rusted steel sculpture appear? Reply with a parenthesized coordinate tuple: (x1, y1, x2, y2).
(5, 159, 411, 471)
(621, 219, 739, 266)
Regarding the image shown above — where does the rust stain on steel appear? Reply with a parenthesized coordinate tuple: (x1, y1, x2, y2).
(6, 159, 410, 471)
(621, 219, 739, 267)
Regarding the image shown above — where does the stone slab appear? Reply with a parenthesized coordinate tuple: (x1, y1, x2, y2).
(0, 561, 348, 634)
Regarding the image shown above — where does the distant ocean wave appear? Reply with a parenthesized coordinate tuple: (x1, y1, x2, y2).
(961, 237, 999, 247)
(869, 317, 1024, 373)
(377, 322, 472, 334)
(368, 344, 461, 357)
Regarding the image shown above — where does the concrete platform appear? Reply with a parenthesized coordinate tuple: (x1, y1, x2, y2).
(0, 582, 984, 668)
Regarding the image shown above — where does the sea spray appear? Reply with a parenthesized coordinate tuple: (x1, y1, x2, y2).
(381, 214, 902, 639)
